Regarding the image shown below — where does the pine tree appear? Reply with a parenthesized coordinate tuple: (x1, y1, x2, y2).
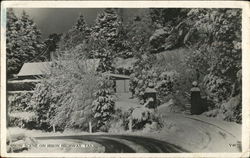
(58, 13, 90, 52)
(18, 11, 44, 61)
(89, 9, 123, 72)
(6, 10, 44, 75)
(92, 8, 122, 46)
(125, 10, 154, 57)
(6, 9, 22, 75)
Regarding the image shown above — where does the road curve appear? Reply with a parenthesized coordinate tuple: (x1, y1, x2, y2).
(35, 135, 189, 153)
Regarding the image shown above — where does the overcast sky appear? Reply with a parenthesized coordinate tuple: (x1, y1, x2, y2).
(13, 8, 143, 39)
(13, 8, 103, 39)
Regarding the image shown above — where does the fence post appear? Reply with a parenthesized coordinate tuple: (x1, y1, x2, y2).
(129, 118, 132, 132)
(52, 124, 56, 133)
(89, 121, 92, 133)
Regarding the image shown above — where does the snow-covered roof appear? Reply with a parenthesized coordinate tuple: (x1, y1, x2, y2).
(17, 62, 52, 77)
(17, 59, 100, 77)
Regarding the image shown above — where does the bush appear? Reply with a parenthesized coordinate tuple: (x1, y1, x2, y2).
(131, 107, 163, 130)
(203, 109, 219, 117)
(9, 112, 37, 129)
(8, 92, 33, 112)
(130, 67, 179, 104)
(108, 120, 126, 133)
(129, 49, 196, 109)
(103, 108, 130, 133)
(204, 94, 241, 123)
(143, 122, 161, 133)
(220, 94, 241, 123)
(204, 74, 232, 103)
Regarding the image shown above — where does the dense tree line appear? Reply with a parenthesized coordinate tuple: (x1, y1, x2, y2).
(6, 9, 44, 75)
(7, 8, 242, 132)
(147, 8, 241, 122)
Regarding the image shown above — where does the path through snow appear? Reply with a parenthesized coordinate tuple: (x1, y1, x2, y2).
(115, 92, 242, 152)
(143, 112, 241, 152)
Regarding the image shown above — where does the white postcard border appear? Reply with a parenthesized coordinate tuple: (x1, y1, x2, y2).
(1, 1, 250, 157)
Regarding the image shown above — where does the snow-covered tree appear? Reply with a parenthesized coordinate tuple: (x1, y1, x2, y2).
(6, 9, 22, 75)
(88, 9, 123, 72)
(185, 9, 242, 101)
(92, 78, 115, 130)
(6, 10, 44, 75)
(58, 14, 90, 52)
(30, 43, 115, 131)
(125, 10, 154, 57)
(91, 8, 121, 46)
(18, 11, 44, 61)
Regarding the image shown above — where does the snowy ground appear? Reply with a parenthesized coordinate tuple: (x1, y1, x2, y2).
(141, 112, 241, 152)
(116, 92, 242, 152)
(7, 92, 242, 153)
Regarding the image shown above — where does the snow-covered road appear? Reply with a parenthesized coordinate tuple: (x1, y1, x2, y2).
(115, 93, 242, 152)
(32, 113, 241, 153)
(35, 135, 188, 153)
(148, 112, 242, 152)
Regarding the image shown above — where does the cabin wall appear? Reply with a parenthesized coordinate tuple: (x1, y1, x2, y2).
(115, 79, 130, 93)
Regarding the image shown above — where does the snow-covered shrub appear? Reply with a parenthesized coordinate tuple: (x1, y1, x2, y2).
(131, 107, 163, 130)
(100, 108, 130, 133)
(129, 68, 179, 104)
(203, 109, 220, 117)
(204, 95, 241, 123)
(158, 98, 186, 113)
(9, 112, 36, 129)
(8, 92, 33, 112)
(204, 74, 232, 103)
(108, 119, 125, 133)
(130, 49, 196, 109)
(156, 70, 179, 103)
(219, 94, 241, 123)
(143, 122, 160, 133)
(203, 69, 242, 123)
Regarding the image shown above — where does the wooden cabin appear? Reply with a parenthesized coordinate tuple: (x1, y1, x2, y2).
(103, 73, 130, 93)
(7, 59, 100, 93)
(7, 62, 51, 92)
(7, 59, 131, 94)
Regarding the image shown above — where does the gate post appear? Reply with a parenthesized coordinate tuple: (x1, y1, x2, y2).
(129, 118, 132, 132)
(52, 124, 56, 133)
(89, 121, 92, 133)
